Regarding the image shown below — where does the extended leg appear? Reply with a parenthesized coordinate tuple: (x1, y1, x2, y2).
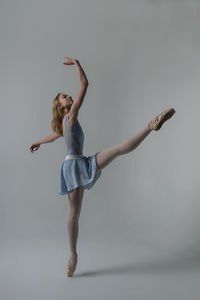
(95, 107, 176, 173)
(96, 123, 152, 173)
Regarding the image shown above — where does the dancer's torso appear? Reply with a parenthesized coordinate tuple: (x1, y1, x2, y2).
(63, 114, 84, 155)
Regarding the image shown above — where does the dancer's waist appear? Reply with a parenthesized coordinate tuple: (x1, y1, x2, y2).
(65, 154, 84, 160)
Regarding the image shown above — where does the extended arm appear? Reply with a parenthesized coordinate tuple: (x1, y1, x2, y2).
(29, 132, 61, 152)
(37, 132, 61, 144)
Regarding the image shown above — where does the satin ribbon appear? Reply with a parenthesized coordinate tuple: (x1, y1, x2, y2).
(65, 154, 84, 160)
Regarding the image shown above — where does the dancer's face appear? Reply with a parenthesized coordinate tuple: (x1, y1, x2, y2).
(59, 93, 74, 111)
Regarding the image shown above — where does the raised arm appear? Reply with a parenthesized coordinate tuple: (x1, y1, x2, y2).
(74, 59, 88, 84)
(63, 57, 89, 111)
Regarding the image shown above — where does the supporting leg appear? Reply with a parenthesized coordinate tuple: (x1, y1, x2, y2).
(66, 186, 84, 276)
(67, 186, 84, 255)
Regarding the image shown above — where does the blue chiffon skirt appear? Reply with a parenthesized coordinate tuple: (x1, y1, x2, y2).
(58, 152, 102, 195)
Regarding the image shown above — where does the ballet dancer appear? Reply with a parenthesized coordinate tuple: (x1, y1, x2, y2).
(29, 57, 176, 277)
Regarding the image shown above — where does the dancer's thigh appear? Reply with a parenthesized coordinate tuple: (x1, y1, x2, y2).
(67, 186, 84, 219)
(96, 144, 122, 173)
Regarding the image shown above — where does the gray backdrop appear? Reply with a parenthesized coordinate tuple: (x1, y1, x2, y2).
(1, 0, 200, 299)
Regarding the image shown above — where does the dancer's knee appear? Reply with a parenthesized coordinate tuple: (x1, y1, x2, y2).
(68, 213, 79, 223)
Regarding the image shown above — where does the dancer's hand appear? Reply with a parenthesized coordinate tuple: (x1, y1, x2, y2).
(29, 142, 41, 153)
(63, 57, 77, 65)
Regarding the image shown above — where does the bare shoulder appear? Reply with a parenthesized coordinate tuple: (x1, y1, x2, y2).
(62, 113, 68, 125)
(62, 113, 68, 134)
(68, 106, 79, 128)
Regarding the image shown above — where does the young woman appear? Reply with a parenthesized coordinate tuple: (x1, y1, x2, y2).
(29, 57, 176, 277)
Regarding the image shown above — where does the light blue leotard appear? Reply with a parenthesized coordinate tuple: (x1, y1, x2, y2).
(59, 114, 102, 195)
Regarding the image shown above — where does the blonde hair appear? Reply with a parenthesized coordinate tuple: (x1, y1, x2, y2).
(51, 93, 66, 136)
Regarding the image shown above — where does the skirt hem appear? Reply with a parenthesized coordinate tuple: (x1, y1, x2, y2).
(58, 152, 102, 196)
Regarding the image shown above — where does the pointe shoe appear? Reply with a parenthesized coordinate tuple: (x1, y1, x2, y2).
(149, 108, 176, 131)
(66, 253, 78, 277)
